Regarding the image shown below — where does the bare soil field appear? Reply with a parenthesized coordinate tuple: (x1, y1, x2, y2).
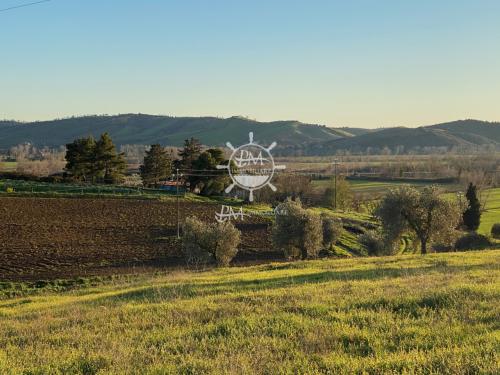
(0, 197, 273, 281)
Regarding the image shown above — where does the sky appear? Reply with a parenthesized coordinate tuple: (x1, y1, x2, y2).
(1, 0, 500, 128)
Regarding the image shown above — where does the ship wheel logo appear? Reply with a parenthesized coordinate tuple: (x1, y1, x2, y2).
(217, 132, 286, 201)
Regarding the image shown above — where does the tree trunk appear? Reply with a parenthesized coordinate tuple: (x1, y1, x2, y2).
(420, 239, 427, 254)
(301, 247, 308, 260)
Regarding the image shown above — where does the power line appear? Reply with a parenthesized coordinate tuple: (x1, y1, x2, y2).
(0, 0, 51, 13)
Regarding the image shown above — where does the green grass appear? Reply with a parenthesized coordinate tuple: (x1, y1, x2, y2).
(479, 188, 500, 236)
(312, 179, 458, 195)
(0, 179, 186, 200)
(1, 250, 498, 374)
(0, 162, 17, 172)
(443, 187, 500, 237)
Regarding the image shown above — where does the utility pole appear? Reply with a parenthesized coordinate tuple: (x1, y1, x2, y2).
(333, 159, 340, 210)
(176, 168, 180, 239)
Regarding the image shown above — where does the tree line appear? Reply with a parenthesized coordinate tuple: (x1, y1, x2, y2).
(65, 134, 230, 195)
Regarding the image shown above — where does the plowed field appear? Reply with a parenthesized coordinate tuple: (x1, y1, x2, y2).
(0, 197, 273, 281)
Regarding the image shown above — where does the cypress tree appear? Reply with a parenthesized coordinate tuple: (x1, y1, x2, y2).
(463, 183, 481, 232)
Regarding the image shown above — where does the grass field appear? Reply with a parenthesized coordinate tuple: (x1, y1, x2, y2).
(0, 179, 180, 199)
(1, 250, 498, 374)
(480, 188, 500, 235)
(0, 162, 17, 172)
(312, 178, 459, 195)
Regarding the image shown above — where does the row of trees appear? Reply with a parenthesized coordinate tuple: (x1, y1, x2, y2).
(65, 135, 230, 193)
(65, 133, 126, 184)
(140, 138, 230, 195)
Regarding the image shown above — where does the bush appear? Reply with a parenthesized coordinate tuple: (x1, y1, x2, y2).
(359, 231, 385, 256)
(303, 211, 323, 259)
(321, 215, 343, 250)
(182, 217, 241, 266)
(491, 224, 500, 239)
(273, 198, 323, 260)
(454, 233, 492, 251)
(432, 243, 455, 253)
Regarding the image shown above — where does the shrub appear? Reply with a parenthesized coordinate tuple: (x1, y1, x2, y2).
(282, 245, 302, 260)
(322, 176, 353, 210)
(303, 211, 323, 259)
(491, 224, 500, 239)
(273, 198, 323, 260)
(182, 217, 213, 266)
(432, 243, 455, 253)
(321, 215, 343, 250)
(182, 217, 241, 266)
(359, 231, 385, 256)
(211, 221, 241, 266)
(431, 227, 460, 253)
(454, 233, 491, 251)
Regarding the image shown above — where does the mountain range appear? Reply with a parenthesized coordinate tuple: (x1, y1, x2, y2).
(0, 115, 498, 155)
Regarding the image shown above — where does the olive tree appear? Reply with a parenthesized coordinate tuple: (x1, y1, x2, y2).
(321, 214, 343, 250)
(182, 217, 241, 266)
(376, 186, 460, 254)
(273, 198, 323, 260)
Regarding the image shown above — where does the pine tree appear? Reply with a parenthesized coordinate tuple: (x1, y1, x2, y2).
(463, 182, 481, 232)
(93, 133, 126, 184)
(178, 138, 202, 170)
(65, 137, 96, 182)
(140, 144, 173, 187)
(189, 148, 229, 195)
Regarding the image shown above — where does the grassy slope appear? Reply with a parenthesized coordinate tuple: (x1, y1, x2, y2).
(312, 179, 459, 195)
(480, 188, 500, 235)
(1, 251, 498, 374)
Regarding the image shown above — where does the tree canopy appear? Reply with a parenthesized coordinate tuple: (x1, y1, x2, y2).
(140, 144, 173, 187)
(178, 138, 202, 171)
(376, 186, 460, 254)
(65, 133, 126, 184)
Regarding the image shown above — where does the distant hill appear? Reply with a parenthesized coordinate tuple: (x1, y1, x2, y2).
(304, 120, 500, 155)
(0, 114, 346, 151)
(426, 119, 500, 143)
(0, 115, 498, 155)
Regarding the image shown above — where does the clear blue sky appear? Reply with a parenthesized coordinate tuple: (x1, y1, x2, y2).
(1, 0, 499, 127)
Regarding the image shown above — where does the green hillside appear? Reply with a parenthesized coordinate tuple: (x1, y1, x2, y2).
(308, 124, 499, 155)
(0, 114, 345, 150)
(0, 251, 498, 373)
(427, 119, 500, 143)
(1, 115, 499, 155)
